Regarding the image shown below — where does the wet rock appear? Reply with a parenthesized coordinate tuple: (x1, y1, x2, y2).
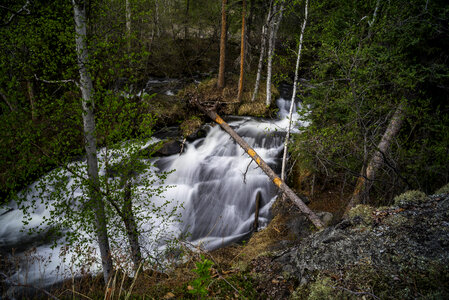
(186, 127, 207, 142)
(155, 140, 183, 156)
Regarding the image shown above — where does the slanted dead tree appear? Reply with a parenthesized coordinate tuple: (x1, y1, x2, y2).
(193, 101, 324, 229)
(345, 102, 406, 214)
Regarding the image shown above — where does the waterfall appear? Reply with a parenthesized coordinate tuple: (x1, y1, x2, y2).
(0, 85, 305, 291)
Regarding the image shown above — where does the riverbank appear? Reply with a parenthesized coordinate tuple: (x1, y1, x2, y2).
(18, 185, 447, 299)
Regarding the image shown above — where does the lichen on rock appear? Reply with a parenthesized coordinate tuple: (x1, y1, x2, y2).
(347, 204, 374, 225)
(393, 190, 429, 206)
(276, 193, 449, 298)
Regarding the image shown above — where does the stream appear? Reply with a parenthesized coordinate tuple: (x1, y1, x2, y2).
(0, 81, 304, 293)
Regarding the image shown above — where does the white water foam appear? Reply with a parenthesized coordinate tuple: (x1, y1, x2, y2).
(0, 97, 306, 290)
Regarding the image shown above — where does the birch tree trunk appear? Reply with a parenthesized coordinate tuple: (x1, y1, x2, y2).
(266, 2, 284, 106)
(217, 0, 227, 89)
(126, 0, 131, 53)
(345, 102, 406, 214)
(251, 1, 272, 102)
(281, 0, 308, 181)
(123, 182, 142, 271)
(72, 0, 113, 284)
(237, 0, 246, 102)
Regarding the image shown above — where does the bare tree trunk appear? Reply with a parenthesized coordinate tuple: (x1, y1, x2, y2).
(154, 0, 161, 37)
(72, 0, 113, 285)
(345, 102, 406, 214)
(123, 182, 142, 271)
(184, 0, 189, 39)
(281, 0, 308, 181)
(26, 81, 37, 121)
(251, 1, 272, 102)
(237, 0, 246, 102)
(217, 0, 227, 89)
(195, 104, 324, 229)
(266, 2, 283, 106)
(126, 0, 131, 53)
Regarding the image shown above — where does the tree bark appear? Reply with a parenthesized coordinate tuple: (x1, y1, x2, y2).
(72, 0, 113, 285)
(237, 0, 246, 102)
(27, 81, 37, 121)
(184, 0, 189, 39)
(123, 181, 142, 272)
(196, 105, 324, 229)
(266, 2, 283, 106)
(126, 0, 131, 53)
(345, 102, 406, 214)
(217, 0, 227, 89)
(251, 1, 272, 102)
(281, 0, 308, 181)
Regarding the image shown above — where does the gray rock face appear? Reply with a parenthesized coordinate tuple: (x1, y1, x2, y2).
(277, 194, 449, 284)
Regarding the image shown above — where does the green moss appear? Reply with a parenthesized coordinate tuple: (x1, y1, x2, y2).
(393, 190, 429, 206)
(237, 102, 267, 116)
(347, 204, 374, 225)
(308, 276, 335, 300)
(180, 117, 202, 137)
(436, 183, 449, 194)
(383, 214, 408, 227)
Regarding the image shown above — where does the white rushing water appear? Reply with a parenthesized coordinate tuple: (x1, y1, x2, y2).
(0, 89, 305, 291)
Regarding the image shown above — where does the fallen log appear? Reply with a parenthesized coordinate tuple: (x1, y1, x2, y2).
(197, 105, 324, 230)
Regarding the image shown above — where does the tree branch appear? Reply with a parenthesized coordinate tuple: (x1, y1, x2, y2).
(0, 91, 15, 112)
(34, 74, 79, 87)
(1, 1, 31, 26)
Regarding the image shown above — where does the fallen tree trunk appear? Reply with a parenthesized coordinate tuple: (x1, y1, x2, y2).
(196, 105, 324, 229)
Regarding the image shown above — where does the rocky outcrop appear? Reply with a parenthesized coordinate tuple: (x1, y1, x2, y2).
(277, 192, 449, 298)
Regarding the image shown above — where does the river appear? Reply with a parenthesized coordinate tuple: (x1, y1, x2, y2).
(0, 81, 304, 295)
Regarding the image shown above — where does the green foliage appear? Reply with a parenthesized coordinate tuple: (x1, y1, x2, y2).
(287, 0, 449, 203)
(189, 255, 214, 298)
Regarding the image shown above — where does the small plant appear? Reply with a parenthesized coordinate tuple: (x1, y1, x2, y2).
(188, 255, 214, 298)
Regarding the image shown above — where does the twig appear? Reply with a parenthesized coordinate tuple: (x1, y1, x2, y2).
(34, 74, 79, 87)
(1, 1, 30, 26)
(0, 91, 15, 111)
(242, 159, 252, 184)
(179, 138, 186, 155)
(332, 286, 380, 299)
(0, 271, 60, 300)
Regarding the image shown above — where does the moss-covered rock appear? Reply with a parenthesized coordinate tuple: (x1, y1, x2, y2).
(277, 193, 449, 299)
(178, 76, 279, 118)
(393, 190, 429, 206)
(347, 204, 374, 225)
(436, 183, 449, 194)
(180, 117, 203, 137)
